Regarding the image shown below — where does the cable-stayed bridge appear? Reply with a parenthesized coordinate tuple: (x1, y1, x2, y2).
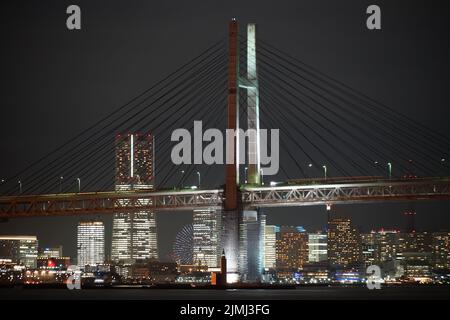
(0, 20, 449, 217)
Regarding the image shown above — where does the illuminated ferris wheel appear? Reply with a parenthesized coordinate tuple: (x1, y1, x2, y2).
(173, 223, 194, 265)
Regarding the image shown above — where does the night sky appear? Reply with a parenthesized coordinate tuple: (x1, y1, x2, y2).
(1, 0, 450, 261)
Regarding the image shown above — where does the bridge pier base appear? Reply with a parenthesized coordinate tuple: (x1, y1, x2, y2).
(220, 209, 239, 281)
(238, 208, 265, 283)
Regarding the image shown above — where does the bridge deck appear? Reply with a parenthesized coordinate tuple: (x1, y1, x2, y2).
(0, 178, 449, 218)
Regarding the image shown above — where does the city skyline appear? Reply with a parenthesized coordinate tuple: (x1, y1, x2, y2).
(2, 214, 448, 285)
(1, 2, 450, 264)
(0, 0, 450, 295)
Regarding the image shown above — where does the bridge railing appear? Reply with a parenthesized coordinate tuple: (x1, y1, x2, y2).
(0, 189, 224, 218)
(241, 178, 450, 207)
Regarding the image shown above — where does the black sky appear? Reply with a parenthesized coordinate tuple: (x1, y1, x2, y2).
(0, 0, 450, 260)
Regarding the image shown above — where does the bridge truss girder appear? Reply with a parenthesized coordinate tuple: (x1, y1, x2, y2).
(241, 179, 450, 207)
(0, 179, 449, 218)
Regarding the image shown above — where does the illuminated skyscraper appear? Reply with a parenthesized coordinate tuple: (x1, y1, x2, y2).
(0, 235, 38, 268)
(264, 225, 279, 270)
(112, 133, 158, 262)
(193, 208, 221, 267)
(115, 133, 154, 186)
(361, 230, 402, 277)
(432, 232, 450, 270)
(374, 230, 399, 264)
(361, 232, 376, 268)
(276, 226, 308, 272)
(398, 231, 433, 279)
(308, 232, 327, 263)
(77, 221, 105, 267)
(327, 218, 361, 269)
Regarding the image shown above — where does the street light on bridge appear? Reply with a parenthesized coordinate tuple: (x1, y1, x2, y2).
(387, 162, 392, 180)
(76, 178, 81, 193)
(59, 176, 64, 193)
(18, 180, 22, 194)
(322, 165, 327, 180)
(244, 167, 248, 184)
(260, 169, 264, 185)
(180, 170, 185, 188)
(196, 171, 201, 188)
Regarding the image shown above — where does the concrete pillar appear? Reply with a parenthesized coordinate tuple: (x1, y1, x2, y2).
(246, 23, 261, 185)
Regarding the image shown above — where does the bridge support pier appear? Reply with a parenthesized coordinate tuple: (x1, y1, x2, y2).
(222, 21, 265, 283)
(222, 19, 240, 279)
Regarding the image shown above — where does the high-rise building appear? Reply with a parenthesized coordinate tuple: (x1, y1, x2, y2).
(374, 230, 399, 264)
(193, 208, 221, 267)
(398, 231, 433, 280)
(115, 133, 154, 186)
(77, 220, 105, 267)
(239, 210, 266, 282)
(264, 225, 279, 270)
(361, 230, 402, 277)
(276, 226, 308, 272)
(0, 235, 38, 268)
(361, 233, 376, 268)
(112, 133, 158, 262)
(307, 232, 327, 263)
(398, 231, 432, 258)
(327, 218, 361, 269)
(432, 232, 450, 270)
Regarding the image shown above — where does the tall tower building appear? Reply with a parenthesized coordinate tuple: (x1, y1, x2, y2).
(308, 232, 328, 263)
(77, 221, 105, 267)
(432, 232, 450, 270)
(264, 225, 279, 270)
(327, 218, 361, 269)
(0, 235, 38, 268)
(361, 232, 376, 268)
(193, 208, 222, 267)
(112, 133, 158, 262)
(276, 226, 308, 272)
(398, 231, 433, 279)
(373, 230, 399, 264)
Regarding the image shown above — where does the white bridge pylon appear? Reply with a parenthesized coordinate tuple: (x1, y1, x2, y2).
(238, 23, 261, 185)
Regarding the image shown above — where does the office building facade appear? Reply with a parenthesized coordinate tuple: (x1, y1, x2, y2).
(193, 208, 222, 267)
(112, 133, 158, 262)
(0, 235, 38, 268)
(327, 218, 361, 269)
(276, 226, 308, 272)
(264, 225, 278, 270)
(308, 232, 327, 263)
(77, 221, 105, 267)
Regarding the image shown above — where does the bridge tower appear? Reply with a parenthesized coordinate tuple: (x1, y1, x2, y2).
(222, 20, 264, 283)
(221, 19, 240, 280)
(224, 19, 239, 211)
(243, 23, 261, 185)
